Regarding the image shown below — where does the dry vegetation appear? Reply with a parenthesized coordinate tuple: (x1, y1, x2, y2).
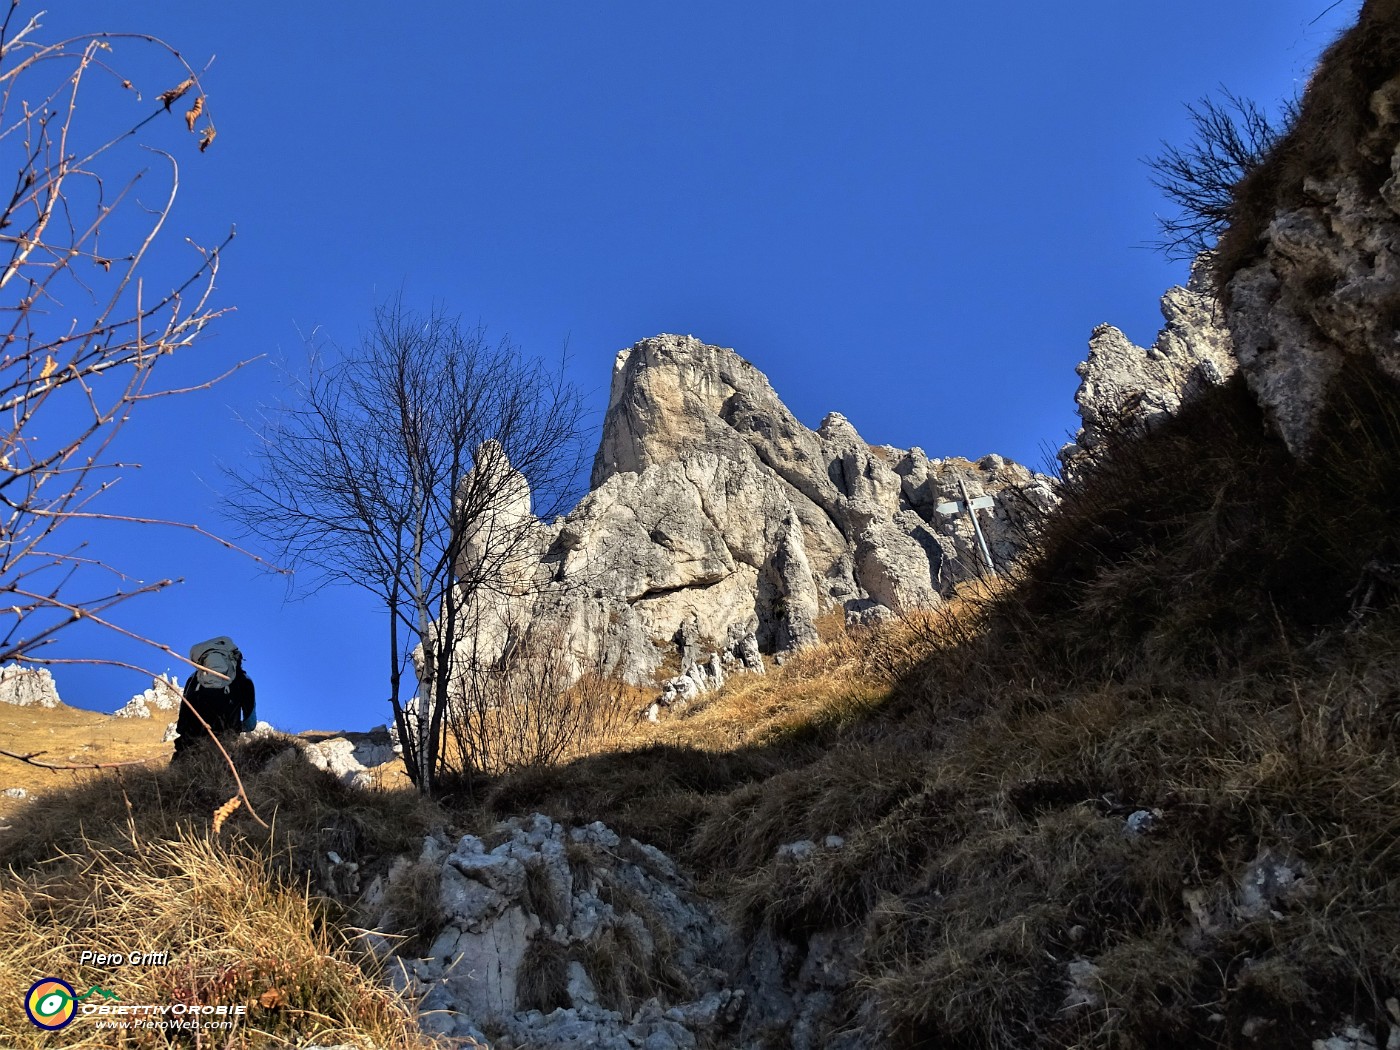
(0, 704, 170, 823)
(474, 361, 1400, 1048)
(1215, 0, 1400, 288)
(5, 10, 1400, 1039)
(3, 357, 1397, 1048)
(0, 738, 452, 1048)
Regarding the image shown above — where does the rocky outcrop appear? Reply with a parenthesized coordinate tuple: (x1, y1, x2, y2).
(258, 729, 397, 790)
(1215, 5, 1400, 455)
(112, 674, 182, 718)
(1063, 255, 1236, 466)
(447, 335, 1054, 689)
(1225, 148, 1400, 454)
(365, 815, 740, 1049)
(0, 664, 61, 708)
(299, 734, 397, 789)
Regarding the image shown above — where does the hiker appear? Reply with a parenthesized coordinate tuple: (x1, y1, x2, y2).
(171, 636, 257, 761)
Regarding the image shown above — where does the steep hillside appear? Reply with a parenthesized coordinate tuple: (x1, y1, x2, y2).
(4, 5, 1400, 1049)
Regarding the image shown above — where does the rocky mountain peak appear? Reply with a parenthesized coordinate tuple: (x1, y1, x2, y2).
(593, 333, 815, 489)
(449, 335, 1056, 699)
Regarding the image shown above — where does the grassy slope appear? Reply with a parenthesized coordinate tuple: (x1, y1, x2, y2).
(0, 704, 170, 823)
(2, 376, 1396, 1050)
(0, 721, 449, 1049)
(6, 9, 1400, 1046)
(7, 362, 1393, 1049)
(474, 366, 1400, 1049)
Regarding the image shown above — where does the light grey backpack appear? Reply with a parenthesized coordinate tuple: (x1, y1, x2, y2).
(189, 636, 241, 693)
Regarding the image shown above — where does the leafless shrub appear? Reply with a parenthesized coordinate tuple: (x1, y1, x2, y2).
(444, 616, 632, 778)
(1146, 90, 1296, 263)
(224, 300, 587, 793)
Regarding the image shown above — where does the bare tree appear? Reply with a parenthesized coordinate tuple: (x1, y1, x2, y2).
(225, 300, 586, 793)
(0, 7, 240, 668)
(1146, 89, 1296, 262)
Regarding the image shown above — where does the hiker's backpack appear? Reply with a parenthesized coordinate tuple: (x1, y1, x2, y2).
(189, 636, 241, 693)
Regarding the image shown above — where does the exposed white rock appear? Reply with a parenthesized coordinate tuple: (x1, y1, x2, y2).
(0, 664, 61, 708)
(112, 674, 182, 718)
(441, 335, 1054, 698)
(1236, 847, 1312, 920)
(1223, 74, 1400, 454)
(1062, 958, 1103, 1012)
(369, 814, 741, 1049)
(1314, 1021, 1381, 1050)
(3, 787, 28, 799)
(1123, 808, 1162, 837)
(301, 736, 396, 787)
(776, 840, 817, 862)
(1063, 254, 1236, 468)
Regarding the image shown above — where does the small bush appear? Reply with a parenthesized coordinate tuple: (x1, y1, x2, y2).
(1147, 90, 1296, 263)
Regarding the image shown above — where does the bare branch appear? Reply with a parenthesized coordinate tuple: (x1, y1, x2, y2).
(0, 747, 154, 772)
(1145, 88, 1297, 262)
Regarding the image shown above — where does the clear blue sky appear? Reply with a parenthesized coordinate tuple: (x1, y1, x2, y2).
(16, 1, 1357, 731)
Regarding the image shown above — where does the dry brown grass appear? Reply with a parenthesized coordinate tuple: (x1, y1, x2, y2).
(468, 360, 1400, 1047)
(7, 340, 1397, 1049)
(0, 703, 170, 823)
(611, 603, 981, 758)
(0, 830, 439, 1048)
(0, 734, 448, 1048)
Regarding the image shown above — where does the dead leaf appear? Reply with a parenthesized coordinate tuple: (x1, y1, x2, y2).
(257, 988, 285, 1010)
(198, 125, 217, 153)
(95, 257, 111, 273)
(157, 77, 194, 111)
(39, 355, 56, 379)
(185, 95, 204, 132)
(211, 795, 240, 833)
(121, 79, 132, 91)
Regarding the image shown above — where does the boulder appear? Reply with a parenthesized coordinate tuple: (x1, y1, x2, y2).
(368, 814, 741, 1049)
(112, 674, 182, 718)
(298, 735, 396, 788)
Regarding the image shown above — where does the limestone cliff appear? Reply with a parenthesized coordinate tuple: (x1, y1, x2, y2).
(0, 664, 61, 708)
(449, 335, 1055, 690)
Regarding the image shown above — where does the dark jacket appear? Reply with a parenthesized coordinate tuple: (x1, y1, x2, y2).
(173, 670, 256, 755)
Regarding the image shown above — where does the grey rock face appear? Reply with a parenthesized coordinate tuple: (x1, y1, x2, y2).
(448, 335, 1053, 688)
(112, 674, 182, 718)
(300, 736, 396, 787)
(369, 814, 740, 1050)
(0, 664, 61, 707)
(1223, 76, 1400, 455)
(1063, 255, 1236, 467)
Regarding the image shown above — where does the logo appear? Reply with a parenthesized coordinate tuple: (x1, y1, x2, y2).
(25, 978, 77, 1030)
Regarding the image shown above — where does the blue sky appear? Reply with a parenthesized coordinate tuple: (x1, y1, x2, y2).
(11, 1, 1357, 732)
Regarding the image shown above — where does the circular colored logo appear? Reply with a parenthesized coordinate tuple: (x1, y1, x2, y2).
(25, 978, 77, 1030)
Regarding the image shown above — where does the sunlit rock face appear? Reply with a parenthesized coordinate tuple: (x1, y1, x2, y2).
(1062, 254, 1237, 470)
(444, 334, 1054, 689)
(1214, 5, 1400, 455)
(0, 664, 61, 708)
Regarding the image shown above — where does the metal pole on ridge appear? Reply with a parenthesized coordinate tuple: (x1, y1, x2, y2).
(935, 479, 998, 575)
